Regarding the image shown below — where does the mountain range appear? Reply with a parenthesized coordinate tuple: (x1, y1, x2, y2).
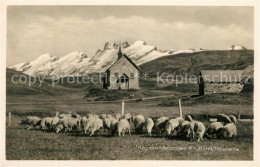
(10, 41, 249, 76)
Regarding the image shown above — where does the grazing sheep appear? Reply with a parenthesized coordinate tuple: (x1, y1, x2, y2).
(194, 121, 206, 141)
(58, 113, 71, 119)
(57, 116, 81, 132)
(117, 119, 131, 137)
(205, 122, 224, 139)
(89, 118, 103, 136)
(133, 115, 145, 134)
(165, 117, 184, 136)
(93, 114, 99, 119)
(115, 113, 122, 120)
(229, 115, 237, 124)
(41, 116, 60, 130)
(80, 116, 88, 131)
(71, 114, 81, 119)
(103, 117, 112, 132)
(107, 114, 112, 119)
(178, 121, 195, 140)
(123, 113, 132, 122)
(83, 116, 96, 134)
(185, 115, 193, 122)
(110, 118, 119, 135)
(23, 116, 41, 130)
(217, 114, 232, 124)
(154, 117, 169, 134)
(100, 114, 107, 119)
(220, 123, 237, 139)
(145, 118, 154, 136)
(55, 124, 64, 133)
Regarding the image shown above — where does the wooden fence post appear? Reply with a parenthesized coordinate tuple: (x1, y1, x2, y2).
(178, 99, 182, 117)
(56, 112, 59, 117)
(121, 101, 125, 116)
(8, 112, 11, 126)
(237, 106, 241, 119)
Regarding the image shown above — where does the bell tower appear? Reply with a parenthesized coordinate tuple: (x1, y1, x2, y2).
(118, 45, 123, 60)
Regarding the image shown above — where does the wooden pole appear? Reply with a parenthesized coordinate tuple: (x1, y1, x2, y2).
(237, 106, 241, 119)
(121, 101, 125, 116)
(56, 112, 59, 117)
(178, 99, 182, 117)
(8, 112, 11, 126)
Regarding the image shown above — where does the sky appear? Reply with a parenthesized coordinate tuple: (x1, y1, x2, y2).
(7, 6, 254, 66)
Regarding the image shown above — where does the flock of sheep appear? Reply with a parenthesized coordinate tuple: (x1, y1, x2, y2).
(21, 112, 237, 141)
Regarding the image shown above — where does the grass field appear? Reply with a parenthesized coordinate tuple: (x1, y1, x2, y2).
(6, 93, 253, 160)
(6, 116, 253, 160)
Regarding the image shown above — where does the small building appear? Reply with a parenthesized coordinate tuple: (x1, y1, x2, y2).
(103, 47, 141, 90)
(198, 70, 246, 95)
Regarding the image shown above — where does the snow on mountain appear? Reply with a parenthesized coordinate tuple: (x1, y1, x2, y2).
(123, 41, 156, 61)
(135, 50, 169, 65)
(50, 52, 90, 76)
(89, 47, 118, 72)
(122, 40, 171, 65)
(10, 40, 218, 76)
(26, 54, 59, 76)
(11, 61, 30, 71)
(11, 54, 59, 76)
(89, 40, 171, 72)
(172, 49, 196, 55)
(227, 45, 247, 50)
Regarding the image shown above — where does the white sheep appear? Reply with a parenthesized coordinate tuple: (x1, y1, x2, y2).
(178, 121, 195, 140)
(55, 124, 64, 133)
(205, 122, 224, 139)
(165, 117, 184, 136)
(217, 114, 232, 124)
(80, 116, 88, 131)
(229, 115, 237, 124)
(220, 122, 237, 139)
(115, 113, 122, 120)
(41, 116, 60, 130)
(83, 116, 96, 134)
(89, 118, 103, 136)
(107, 114, 112, 119)
(123, 113, 132, 122)
(58, 113, 71, 119)
(194, 121, 206, 141)
(145, 118, 154, 136)
(117, 119, 131, 137)
(133, 115, 145, 134)
(93, 114, 99, 119)
(103, 117, 112, 133)
(100, 114, 107, 119)
(154, 117, 169, 134)
(24, 116, 41, 130)
(57, 116, 81, 132)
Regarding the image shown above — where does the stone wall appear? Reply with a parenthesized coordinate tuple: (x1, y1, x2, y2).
(204, 83, 244, 94)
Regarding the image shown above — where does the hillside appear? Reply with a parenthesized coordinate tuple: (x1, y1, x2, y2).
(6, 68, 81, 95)
(140, 50, 254, 77)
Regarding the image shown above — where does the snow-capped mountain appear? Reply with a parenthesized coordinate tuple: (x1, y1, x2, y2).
(227, 45, 247, 50)
(10, 40, 202, 76)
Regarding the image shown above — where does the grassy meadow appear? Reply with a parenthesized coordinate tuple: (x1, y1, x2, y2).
(6, 92, 253, 160)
